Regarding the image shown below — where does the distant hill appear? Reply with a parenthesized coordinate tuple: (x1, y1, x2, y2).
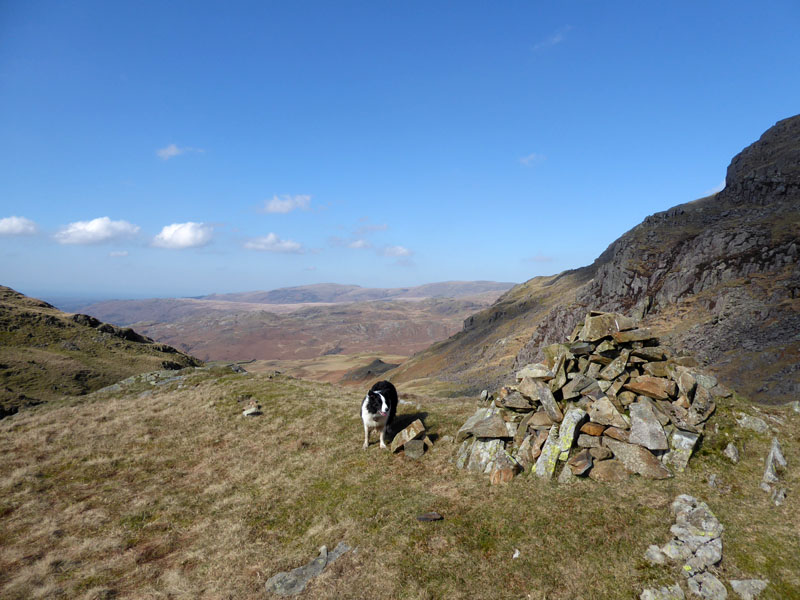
(0, 286, 201, 416)
(69, 282, 514, 364)
(392, 115, 800, 404)
(128, 297, 498, 362)
(77, 281, 515, 326)
(199, 281, 516, 304)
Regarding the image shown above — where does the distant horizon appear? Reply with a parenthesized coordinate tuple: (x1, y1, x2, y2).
(18, 278, 520, 311)
(3, 2, 799, 299)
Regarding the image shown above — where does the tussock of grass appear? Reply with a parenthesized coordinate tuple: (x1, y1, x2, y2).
(1, 372, 798, 598)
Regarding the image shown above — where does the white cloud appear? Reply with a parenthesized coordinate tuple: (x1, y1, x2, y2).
(348, 239, 371, 249)
(520, 153, 546, 166)
(55, 217, 140, 245)
(156, 144, 204, 160)
(0, 216, 37, 236)
(262, 194, 311, 214)
(244, 232, 303, 253)
(152, 222, 213, 249)
(533, 25, 572, 51)
(382, 245, 412, 257)
(109, 250, 129, 258)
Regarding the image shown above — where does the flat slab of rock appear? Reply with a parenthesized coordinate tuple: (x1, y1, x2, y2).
(534, 425, 560, 479)
(735, 412, 769, 433)
(599, 350, 630, 380)
(533, 380, 564, 423)
(391, 419, 426, 452)
(265, 542, 351, 596)
(516, 363, 553, 380)
(498, 390, 533, 410)
(625, 375, 676, 400)
(687, 572, 727, 600)
(664, 429, 700, 472)
(603, 426, 630, 442)
(588, 458, 630, 482)
(729, 579, 768, 600)
(471, 414, 514, 439)
(557, 408, 587, 460)
(688, 385, 716, 425)
(465, 438, 505, 474)
(580, 422, 606, 436)
(579, 312, 636, 342)
(640, 583, 685, 600)
(577, 434, 601, 448)
(629, 400, 669, 450)
(456, 407, 492, 442)
(568, 449, 593, 476)
(561, 374, 595, 400)
(723, 443, 739, 464)
(588, 396, 629, 428)
(417, 511, 443, 521)
(762, 436, 786, 488)
(603, 438, 672, 479)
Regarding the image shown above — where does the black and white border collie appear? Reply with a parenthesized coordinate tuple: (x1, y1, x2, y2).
(361, 380, 398, 449)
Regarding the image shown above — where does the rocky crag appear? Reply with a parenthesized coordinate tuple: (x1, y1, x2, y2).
(0, 285, 201, 416)
(454, 311, 731, 484)
(392, 115, 800, 404)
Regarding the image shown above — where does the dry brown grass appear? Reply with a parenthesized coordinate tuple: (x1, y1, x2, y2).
(1, 370, 797, 599)
(246, 353, 408, 385)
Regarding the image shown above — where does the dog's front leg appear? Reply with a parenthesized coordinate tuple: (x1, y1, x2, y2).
(379, 425, 388, 449)
(363, 422, 370, 449)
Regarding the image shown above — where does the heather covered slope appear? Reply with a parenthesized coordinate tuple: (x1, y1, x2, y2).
(392, 115, 800, 403)
(0, 286, 201, 416)
(130, 297, 496, 362)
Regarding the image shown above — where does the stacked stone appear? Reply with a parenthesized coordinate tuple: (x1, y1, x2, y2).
(455, 311, 732, 484)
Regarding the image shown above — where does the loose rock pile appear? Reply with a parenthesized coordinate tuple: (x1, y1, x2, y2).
(391, 419, 433, 459)
(642, 495, 769, 600)
(455, 311, 733, 484)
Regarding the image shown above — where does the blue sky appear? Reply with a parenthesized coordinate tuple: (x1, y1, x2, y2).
(1, 1, 799, 301)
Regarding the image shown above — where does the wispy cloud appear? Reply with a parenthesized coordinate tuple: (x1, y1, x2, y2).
(0, 216, 37, 236)
(152, 222, 213, 249)
(244, 233, 303, 253)
(381, 245, 412, 258)
(533, 25, 572, 51)
(156, 144, 205, 161)
(262, 194, 311, 214)
(348, 239, 372, 249)
(55, 217, 140, 245)
(519, 152, 546, 166)
(109, 250, 129, 258)
(354, 217, 388, 235)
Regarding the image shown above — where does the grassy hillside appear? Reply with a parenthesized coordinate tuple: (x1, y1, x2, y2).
(391, 267, 594, 395)
(1, 370, 797, 599)
(0, 286, 201, 415)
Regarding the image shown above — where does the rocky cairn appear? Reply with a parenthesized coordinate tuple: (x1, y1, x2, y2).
(455, 311, 731, 484)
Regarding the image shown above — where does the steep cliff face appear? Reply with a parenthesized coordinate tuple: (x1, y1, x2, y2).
(395, 115, 800, 403)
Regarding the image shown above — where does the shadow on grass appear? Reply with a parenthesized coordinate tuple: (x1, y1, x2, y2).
(388, 411, 429, 441)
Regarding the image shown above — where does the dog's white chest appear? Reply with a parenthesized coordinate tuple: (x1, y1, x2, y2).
(361, 402, 388, 428)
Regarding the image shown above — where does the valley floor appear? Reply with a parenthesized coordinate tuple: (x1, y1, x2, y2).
(1, 368, 797, 599)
